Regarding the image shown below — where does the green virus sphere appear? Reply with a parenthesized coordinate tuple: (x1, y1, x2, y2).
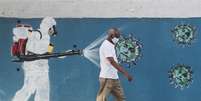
(115, 34, 142, 67)
(168, 64, 193, 90)
(171, 24, 196, 46)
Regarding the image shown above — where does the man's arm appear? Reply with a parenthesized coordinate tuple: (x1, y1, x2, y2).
(107, 57, 133, 82)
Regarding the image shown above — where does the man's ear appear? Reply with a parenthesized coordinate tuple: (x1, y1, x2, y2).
(108, 33, 112, 39)
(111, 33, 115, 38)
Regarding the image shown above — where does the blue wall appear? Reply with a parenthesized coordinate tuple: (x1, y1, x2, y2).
(0, 18, 201, 101)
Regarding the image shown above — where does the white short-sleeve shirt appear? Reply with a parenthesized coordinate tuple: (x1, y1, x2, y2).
(99, 40, 119, 79)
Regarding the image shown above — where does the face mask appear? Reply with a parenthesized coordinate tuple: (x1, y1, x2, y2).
(48, 25, 57, 36)
(112, 37, 119, 44)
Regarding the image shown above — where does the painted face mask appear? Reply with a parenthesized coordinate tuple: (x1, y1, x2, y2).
(48, 25, 57, 36)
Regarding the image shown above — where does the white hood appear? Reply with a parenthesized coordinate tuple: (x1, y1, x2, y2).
(39, 17, 56, 36)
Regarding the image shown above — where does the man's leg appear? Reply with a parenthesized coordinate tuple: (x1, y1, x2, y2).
(111, 80, 126, 101)
(34, 71, 50, 101)
(96, 78, 112, 101)
(12, 72, 35, 101)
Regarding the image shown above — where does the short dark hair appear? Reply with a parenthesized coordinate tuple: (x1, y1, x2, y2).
(107, 27, 120, 34)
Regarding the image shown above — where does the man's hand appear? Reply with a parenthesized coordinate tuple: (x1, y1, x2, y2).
(124, 72, 133, 82)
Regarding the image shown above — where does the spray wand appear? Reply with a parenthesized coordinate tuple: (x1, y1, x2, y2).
(12, 45, 83, 62)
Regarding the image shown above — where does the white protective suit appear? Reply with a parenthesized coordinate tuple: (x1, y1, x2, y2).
(12, 17, 56, 101)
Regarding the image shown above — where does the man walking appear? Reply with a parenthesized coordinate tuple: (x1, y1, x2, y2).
(96, 28, 133, 101)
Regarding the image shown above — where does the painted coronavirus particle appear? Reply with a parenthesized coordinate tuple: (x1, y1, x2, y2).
(168, 64, 193, 90)
(171, 24, 196, 47)
(115, 34, 142, 67)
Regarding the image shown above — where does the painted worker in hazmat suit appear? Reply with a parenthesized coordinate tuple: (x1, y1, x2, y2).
(12, 17, 57, 101)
